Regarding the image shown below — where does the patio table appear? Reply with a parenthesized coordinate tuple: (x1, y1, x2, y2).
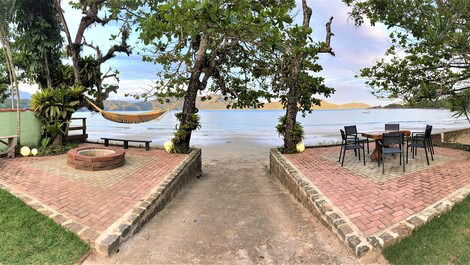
(361, 130, 411, 161)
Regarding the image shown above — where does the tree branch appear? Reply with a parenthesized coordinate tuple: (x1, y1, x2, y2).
(318, 16, 335, 55)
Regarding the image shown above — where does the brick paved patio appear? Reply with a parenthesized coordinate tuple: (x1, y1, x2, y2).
(0, 144, 186, 244)
(284, 146, 470, 237)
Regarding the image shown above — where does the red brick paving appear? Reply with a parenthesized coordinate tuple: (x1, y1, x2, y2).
(285, 147, 470, 236)
(0, 144, 185, 238)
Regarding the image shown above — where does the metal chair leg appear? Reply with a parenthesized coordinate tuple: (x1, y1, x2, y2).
(338, 144, 343, 162)
(403, 152, 405, 172)
(424, 146, 430, 165)
(341, 148, 346, 167)
(382, 156, 385, 174)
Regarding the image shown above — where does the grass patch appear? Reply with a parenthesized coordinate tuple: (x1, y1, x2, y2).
(384, 197, 470, 265)
(0, 189, 89, 265)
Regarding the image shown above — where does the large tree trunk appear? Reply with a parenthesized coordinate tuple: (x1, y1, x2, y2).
(282, 0, 313, 153)
(172, 34, 208, 153)
(44, 53, 52, 88)
(174, 80, 200, 153)
(283, 62, 301, 153)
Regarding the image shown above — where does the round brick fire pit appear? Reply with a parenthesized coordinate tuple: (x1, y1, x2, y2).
(67, 147, 125, 171)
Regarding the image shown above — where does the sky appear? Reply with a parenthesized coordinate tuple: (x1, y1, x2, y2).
(19, 0, 395, 106)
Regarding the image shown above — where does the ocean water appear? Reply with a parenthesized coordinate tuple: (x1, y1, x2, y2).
(71, 109, 469, 147)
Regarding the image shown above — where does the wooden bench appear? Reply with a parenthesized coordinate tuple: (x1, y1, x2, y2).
(101, 138, 152, 151)
(0, 135, 18, 158)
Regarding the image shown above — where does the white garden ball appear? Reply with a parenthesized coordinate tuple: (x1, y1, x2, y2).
(296, 142, 306, 153)
(20, 146, 31, 157)
(164, 141, 174, 153)
(31, 148, 38, 156)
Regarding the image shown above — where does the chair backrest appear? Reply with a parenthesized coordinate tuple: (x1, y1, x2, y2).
(382, 132, 403, 145)
(340, 129, 347, 141)
(385, 123, 400, 131)
(344, 125, 357, 135)
(425, 125, 433, 138)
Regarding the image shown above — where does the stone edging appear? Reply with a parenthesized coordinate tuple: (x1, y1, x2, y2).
(270, 148, 470, 258)
(270, 149, 372, 257)
(95, 148, 202, 256)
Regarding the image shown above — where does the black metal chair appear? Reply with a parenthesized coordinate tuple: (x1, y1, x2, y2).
(407, 125, 434, 165)
(385, 124, 400, 131)
(344, 125, 370, 154)
(339, 129, 365, 167)
(379, 132, 405, 174)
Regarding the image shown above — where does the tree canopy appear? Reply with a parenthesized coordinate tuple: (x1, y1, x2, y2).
(134, 0, 295, 153)
(345, 0, 470, 121)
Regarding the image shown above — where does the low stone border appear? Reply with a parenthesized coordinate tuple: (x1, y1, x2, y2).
(0, 148, 202, 257)
(95, 148, 202, 256)
(269, 148, 470, 258)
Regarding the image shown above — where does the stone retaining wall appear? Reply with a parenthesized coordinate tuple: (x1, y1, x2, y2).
(270, 149, 373, 257)
(94, 148, 202, 256)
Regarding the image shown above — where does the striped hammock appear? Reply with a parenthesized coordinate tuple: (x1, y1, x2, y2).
(86, 99, 173, 124)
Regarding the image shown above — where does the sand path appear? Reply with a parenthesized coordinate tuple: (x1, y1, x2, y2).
(84, 138, 367, 264)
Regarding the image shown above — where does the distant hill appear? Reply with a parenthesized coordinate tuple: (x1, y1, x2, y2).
(195, 95, 370, 110)
(1, 94, 371, 111)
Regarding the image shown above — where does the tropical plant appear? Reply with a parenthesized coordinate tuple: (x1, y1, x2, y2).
(30, 85, 84, 146)
(344, 0, 470, 122)
(133, 0, 294, 153)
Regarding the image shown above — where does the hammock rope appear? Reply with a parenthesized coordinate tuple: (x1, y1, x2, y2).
(86, 98, 178, 124)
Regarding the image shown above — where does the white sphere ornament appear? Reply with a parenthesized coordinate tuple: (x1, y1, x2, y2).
(31, 148, 38, 156)
(164, 141, 174, 153)
(20, 146, 31, 157)
(296, 142, 306, 153)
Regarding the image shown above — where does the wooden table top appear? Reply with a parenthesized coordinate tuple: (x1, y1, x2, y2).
(361, 130, 411, 140)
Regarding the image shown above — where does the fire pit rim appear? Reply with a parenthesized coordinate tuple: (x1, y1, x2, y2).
(67, 146, 125, 170)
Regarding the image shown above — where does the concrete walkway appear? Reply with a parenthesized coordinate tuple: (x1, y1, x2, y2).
(84, 139, 363, 264)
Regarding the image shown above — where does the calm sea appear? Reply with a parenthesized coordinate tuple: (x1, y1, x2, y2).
(71, 109, 469, 147)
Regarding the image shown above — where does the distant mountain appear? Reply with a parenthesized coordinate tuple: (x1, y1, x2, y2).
(1, 94, 371, 111)
(105, 95, 370, 111)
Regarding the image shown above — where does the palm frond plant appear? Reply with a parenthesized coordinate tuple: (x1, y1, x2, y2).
(31, 85, 84, 146)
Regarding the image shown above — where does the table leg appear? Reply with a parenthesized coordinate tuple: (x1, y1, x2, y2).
(370, 140, 381, 161)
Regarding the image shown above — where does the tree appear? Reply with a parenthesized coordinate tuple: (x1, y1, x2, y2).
(0, 0, 21, 145)
(136, 0, 294, 153)
(55, 0, 133, 108)
(270, 0, 335, 153)
(344, 0, 470, 121)
(14, 0, 63, 89)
